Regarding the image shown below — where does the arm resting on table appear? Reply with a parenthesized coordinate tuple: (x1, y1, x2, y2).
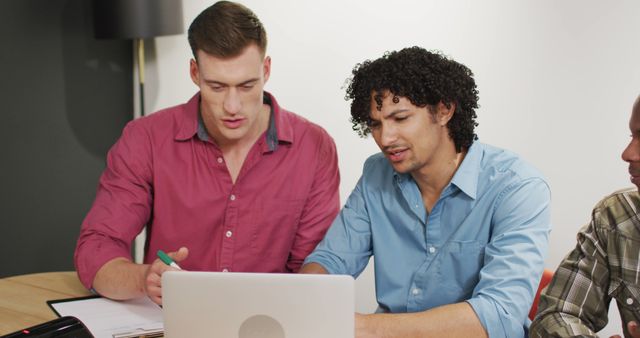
(92, 257, 149, 300)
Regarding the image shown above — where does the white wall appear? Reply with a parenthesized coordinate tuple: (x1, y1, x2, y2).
(143, 1, 640, 335)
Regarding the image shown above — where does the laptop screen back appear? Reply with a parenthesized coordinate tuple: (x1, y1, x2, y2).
(162, 271, 354, 338)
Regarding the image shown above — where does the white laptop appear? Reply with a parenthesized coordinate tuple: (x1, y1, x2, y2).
(162, 271, 354, 338)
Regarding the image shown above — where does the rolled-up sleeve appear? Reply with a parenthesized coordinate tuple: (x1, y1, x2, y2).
(74, 121, 153, 289)
(304, 174, 373, 278)
(530, 213, 611, 337)
(466, 177, 552, 338)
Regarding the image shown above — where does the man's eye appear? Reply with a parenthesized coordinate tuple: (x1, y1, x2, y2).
(241, 84, 255, 90)
(395, 116, 408, 122)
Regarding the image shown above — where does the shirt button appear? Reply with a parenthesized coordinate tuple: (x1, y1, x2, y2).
(415, 204, 419, 208)
(412, 288, 420, 295)
(217, 157, 223, 164)
(428, 247, 436, 254)
(222, 268, 229, 272)
(225, 230, 233, 238)
(230, 194, 236, 201)
(627, 298, 634, 305)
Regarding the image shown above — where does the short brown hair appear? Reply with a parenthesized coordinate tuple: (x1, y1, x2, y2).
(188, 1, 267, 59)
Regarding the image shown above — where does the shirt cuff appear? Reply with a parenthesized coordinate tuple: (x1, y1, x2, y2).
(303, 252, 345, 275)
(75, 244, 132, 290)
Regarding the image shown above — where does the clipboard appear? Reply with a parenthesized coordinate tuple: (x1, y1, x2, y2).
(47, 295, 102, 317)
(46, 295, 164, 338)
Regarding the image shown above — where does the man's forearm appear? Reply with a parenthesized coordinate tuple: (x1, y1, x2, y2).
(299, 262, 329, 274)
(357, 302, 487, 338)
(92, 257, 149, 300)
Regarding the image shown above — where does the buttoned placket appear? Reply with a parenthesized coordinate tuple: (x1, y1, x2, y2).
(216, 138, 268, 273)
(219, 166, 238, 273)
(399, 178, 458, 312)
(395, 176, 426, 310)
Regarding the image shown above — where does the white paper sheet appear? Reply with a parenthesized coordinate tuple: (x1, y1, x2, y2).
(49, 296, 163, 338)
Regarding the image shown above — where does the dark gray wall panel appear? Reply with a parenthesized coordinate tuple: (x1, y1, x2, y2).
(0, 0, 132, 277)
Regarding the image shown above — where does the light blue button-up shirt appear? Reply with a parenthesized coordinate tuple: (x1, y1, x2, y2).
(305, 142, 552, 338)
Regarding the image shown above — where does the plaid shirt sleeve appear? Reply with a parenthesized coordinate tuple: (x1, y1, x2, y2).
(530, 188, 640, 338)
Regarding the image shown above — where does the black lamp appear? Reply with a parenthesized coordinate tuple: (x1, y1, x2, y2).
(93, 0, 184, 117)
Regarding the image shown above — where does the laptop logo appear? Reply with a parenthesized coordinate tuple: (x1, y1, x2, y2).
(238, 314, 285, 338)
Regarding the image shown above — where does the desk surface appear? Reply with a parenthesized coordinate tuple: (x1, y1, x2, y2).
(0, 271, 91, 335)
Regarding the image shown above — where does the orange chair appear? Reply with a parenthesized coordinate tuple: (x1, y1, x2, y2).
(528, 269, 554, 320)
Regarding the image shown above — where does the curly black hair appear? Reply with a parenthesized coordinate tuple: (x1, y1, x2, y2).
(345, 46, 479, 153)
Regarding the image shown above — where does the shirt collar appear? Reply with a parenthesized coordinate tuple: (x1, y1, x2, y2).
(449, 141, 480, 199)
(393, 141, 480, 200)
(174, 93, 200, 141)
(174, 91, 292, 152)
(266, 91, 293, 147)
(262, 93, 279, 152)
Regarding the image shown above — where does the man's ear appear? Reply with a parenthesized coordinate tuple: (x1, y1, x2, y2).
(436, 101, 456, 126)
(263, 56, 271, 83)
(189, 58, 200, 87)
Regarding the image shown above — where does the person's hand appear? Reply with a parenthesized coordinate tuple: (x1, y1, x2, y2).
(144, 247, 189, 305)
(609, 321, 640, 338)
(630, 321, 640, 337)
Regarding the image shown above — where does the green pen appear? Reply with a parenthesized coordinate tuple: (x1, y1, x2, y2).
(157, 249, 182, 270)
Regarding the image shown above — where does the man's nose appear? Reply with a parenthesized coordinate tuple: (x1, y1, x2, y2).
(379, 124, 399, 147)
(223, 89, 241, 115)
(623, 140, 640, 163)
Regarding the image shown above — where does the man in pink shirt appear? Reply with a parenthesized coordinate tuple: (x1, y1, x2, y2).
(74, 1, 340, 305)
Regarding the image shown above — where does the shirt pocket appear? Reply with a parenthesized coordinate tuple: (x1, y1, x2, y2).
(439, 240, 485, 301)
(250, 198, 305, 258)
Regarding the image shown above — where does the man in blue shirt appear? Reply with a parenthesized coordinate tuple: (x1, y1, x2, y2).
(301, 46, 552, 337)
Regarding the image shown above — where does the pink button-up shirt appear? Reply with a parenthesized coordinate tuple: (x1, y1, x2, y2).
(74, 92, 340, 289)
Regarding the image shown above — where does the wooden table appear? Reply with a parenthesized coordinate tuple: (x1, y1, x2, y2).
(0, 271, 91, 335)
